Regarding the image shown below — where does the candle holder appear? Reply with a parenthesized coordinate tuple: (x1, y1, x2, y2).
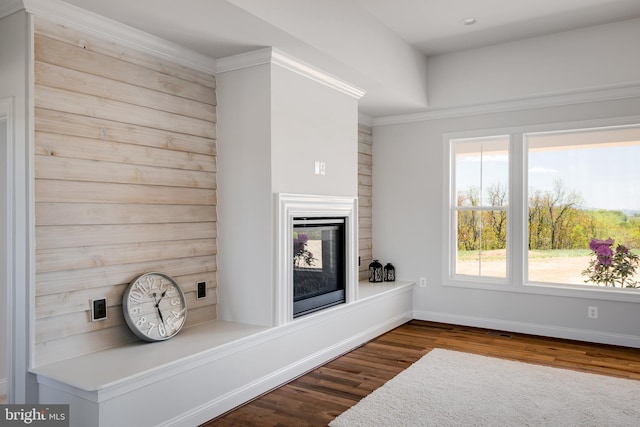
(368, 259, 383, 282)
(384, 263, 396, 281)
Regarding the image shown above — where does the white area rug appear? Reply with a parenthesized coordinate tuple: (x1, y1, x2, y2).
(330, 348, 640, 426)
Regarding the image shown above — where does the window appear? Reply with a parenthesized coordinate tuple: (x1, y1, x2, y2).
(447, 121, 640, 295)
(526, 125, 640, 287)
(451, 135, 509, 279)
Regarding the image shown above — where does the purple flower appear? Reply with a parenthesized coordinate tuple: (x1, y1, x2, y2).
(596, 245, 613, 257)
(596, 245, 613, 265)
(293, 233, 309, 253)
(584, 237, 639, 287)
(589, 238, 614, 251)
(616, 245, 629, 254)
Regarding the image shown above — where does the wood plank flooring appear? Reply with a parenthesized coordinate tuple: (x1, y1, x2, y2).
(201, 320, 640, 426)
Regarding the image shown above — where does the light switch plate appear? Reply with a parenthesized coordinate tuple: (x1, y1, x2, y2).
(197, 281, 206, 299)
(91, 298, 107, 321)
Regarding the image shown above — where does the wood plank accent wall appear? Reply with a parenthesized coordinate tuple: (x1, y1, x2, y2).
(33, 18, 218, 365)
(358, 125, 373, 281)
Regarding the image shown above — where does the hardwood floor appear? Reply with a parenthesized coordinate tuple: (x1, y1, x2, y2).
(201, 320, 640, 426)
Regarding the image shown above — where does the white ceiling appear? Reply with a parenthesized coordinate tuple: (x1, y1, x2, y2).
(53, 0, 640, 116)
(355, 0, 640, 56)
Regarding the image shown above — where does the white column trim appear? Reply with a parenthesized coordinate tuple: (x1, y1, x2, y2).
(1, 97, 15, 403)
(2, 93, 33, 403)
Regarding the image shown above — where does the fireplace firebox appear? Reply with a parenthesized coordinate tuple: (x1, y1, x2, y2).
(292, 217, 346, 317)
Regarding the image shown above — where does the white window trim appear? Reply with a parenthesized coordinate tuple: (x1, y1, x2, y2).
(448, 133, 512, 285)
(442, 116, 640, 304)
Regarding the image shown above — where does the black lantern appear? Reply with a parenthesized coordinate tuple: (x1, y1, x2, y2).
(368, 259, 383, 282)
(384, 263, 396, 282)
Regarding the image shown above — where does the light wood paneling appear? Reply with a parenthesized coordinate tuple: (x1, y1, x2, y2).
(35, 272, 217, 319)
(35, 156, 216, 188)
(35, 85, 216, 139)
(37, 253, 216, 297)
(36, 223, 216, 250)
(36, 108, 216, 154)
(35, 180, 216, 205)
(36, 289, 218, 343)
(33, 19, 216, 89)
(35, 131, 216, 172)
(34, 33, 216, 104)
(34, 17, 218, 365)
(358, 126, 373, 281)
(36, 203, 216, 226)
(36, 239, 217, 273)
(35, 61, 216, 121)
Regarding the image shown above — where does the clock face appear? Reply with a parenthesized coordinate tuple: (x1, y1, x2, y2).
(123, 272, 187, 342)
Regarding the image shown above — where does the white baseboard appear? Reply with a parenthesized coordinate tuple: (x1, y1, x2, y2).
(414, 310, 640, 348)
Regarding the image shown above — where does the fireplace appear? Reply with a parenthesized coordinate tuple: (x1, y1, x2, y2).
(275, 193, 358, 325)
(293, 217, 346, 317)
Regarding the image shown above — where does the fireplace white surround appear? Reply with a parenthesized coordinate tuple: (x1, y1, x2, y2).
(275, 193, 358, 325)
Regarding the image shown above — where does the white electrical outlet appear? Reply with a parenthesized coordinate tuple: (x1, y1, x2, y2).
(419, 277, 427, 287)
(314, 160, 326, 175)
(587, 306, 598, 319)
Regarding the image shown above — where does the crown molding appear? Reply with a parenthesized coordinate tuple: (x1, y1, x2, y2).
(19, 0, 216, 74)
(215, 47, 273, 73)
(271, 48, 365, 100)
(373, 81, 640, 126)
(217, 47, 365, 100)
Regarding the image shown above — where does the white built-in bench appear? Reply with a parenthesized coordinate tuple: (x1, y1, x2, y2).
(31, 281, 414, 427)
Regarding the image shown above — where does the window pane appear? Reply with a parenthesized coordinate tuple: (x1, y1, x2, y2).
(526, 125, 640, 287)
(454, 136, 509, 207)
(456, 210, 507, 278)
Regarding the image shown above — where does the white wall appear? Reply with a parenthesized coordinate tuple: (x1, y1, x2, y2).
(216, 63, 274, 326)
(372, 96, 640, 346)
(427, 18, 640, 109)
(271, 65, 358, 197)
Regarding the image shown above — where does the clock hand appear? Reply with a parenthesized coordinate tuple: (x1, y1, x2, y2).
(156, 305, 165, 324)
(156, 290, 168, 305)
(152, 292, 165, 324)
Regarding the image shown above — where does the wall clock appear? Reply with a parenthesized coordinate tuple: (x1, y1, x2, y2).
(123, 272, 187, 342)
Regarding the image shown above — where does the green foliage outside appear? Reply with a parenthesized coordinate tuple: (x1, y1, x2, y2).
(457, 181, 640, 252)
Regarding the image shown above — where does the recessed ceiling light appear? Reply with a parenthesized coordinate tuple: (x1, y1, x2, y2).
(461, 17, 477, 26)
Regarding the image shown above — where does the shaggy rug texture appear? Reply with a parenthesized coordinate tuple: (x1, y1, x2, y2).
(330, 348, 640, 426)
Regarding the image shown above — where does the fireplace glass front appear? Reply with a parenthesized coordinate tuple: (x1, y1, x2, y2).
(293, 217, 346, 317)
